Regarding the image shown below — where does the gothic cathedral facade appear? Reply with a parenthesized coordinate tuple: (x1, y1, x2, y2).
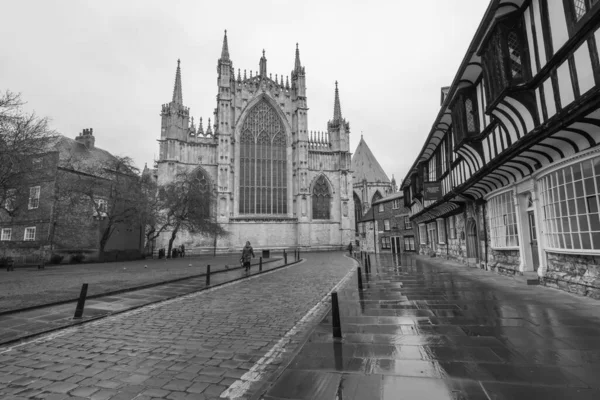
(155, 31, 354, 251)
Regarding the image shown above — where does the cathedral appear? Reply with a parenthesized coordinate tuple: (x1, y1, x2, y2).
(154, 31, 356, 252)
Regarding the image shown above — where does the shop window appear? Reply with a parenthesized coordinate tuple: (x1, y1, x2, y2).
(1, 228, 11, 241)
(481, 13, 530, 107)
(24, 227, 36, 241)
(419, 224, 427, 244)
(539, 155, 600, 250)
(449, 215, 457, 239)
(437, 219, 446, 244)
(427, 222, 438, 246)
(489, 191, 519, 248)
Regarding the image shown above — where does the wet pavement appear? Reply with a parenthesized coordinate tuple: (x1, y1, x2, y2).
(261, 254, 600, 400)
(0, 257, 288, 347)
(0, 252, 354, 399)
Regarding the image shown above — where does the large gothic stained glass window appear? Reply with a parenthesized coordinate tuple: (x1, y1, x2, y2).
(239, 100, 287, 214)
(312, 176, 331, 219)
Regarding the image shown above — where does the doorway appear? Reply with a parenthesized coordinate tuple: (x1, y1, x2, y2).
(466, 218, 478, 261)
(391, 236, 401, 254)
(527, 210, 539, 272)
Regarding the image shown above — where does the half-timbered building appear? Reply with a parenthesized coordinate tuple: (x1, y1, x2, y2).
(401, 0, 600, 298)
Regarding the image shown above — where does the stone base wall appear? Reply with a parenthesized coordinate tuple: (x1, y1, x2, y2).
(155, 220, 349, 253)
(542, 252, 600, 299)
(488, 249, 521, 275)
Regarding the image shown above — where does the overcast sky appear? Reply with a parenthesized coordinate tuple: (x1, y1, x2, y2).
(1, 0, 489, 184)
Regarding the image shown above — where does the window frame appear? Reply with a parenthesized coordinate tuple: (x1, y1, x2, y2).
(404, 216, 411, 230)
(419, 224, 427, 244)
(449, 215, 457, 239)
(381, 236, 391, 249)
(24, 226, 36, 241)
(1, 228, 11, 241)
(563, 0, 600, 35)
(451, 87, 480, 149)
(28, 186, 41, 210)
(5, 188, 16, 212)
(392, 199, 400, 209)
(312, 176, 332, 220)
(404, 236, 415, 251)
(378, 203, 384, 213)
(383, 219, 391, 231)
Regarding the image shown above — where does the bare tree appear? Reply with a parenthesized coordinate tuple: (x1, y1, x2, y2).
(139, 173, 170, 255)
(0, 91, 55, 215)
(160, 171, 227, 257)
(59, 156, 144, 259)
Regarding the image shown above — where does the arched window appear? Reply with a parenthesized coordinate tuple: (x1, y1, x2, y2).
(312, 176, 331, 220)
(193, 169, 211, 218)
(372, 191, 383, 205)
(354, 193, 362, 232)
(239, 100, 287, 214)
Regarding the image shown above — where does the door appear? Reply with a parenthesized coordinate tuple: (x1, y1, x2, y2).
(466, 218, 478, 260)
(391, 237, 401, 254)
(528, 211, 539, 271)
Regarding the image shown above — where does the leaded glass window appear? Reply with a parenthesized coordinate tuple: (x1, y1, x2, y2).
(239, 100, 287, 215)
(193, 170, 210, 217)
(312, 176, 331, 220)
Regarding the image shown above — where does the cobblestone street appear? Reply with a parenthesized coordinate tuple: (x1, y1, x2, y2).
(0, 252, 355, 400)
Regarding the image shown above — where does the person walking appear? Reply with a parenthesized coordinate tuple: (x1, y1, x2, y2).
(347, 241, 353, 256)
(241, 241, 255, 272)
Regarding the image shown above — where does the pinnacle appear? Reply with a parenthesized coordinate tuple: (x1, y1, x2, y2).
(220, 29, 230, 61)
(172, 59, 183, 105)
(333, 81, 342, 122)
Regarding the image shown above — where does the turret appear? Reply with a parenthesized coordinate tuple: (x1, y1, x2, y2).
(75, 128, 95, 149)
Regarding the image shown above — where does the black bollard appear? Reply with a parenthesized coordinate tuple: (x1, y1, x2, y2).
(366, 254, 371, 274)
(73, 283, 88, 319)
(206, 265, 211, 286)
(360, 251, 363, 263)
(331, 292, 342, 338)
(284, 250, 287, 264)
(259, 256, 263, 271)
(298, 248, 300, 260)
(357, 266, 363, 291)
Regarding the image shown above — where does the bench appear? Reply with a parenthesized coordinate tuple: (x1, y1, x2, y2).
(4, 256, 45, 271)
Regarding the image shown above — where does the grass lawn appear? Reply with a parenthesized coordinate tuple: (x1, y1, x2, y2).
(0, 254, 270, 313)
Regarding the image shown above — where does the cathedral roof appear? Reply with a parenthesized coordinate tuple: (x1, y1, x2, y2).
(351, 136, 390, 184)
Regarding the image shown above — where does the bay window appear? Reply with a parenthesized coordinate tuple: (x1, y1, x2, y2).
(451, 87, 479, 147)
(539, 155, 600, 251)
(481, 13, 530, 107)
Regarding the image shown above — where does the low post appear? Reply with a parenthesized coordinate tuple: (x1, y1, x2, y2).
(206, 265, 211, 286)
(284, 250, 287, 265)
(259, 256, 263, 271)
(366, 254, 371, 274)
(73, 283, 88, 319)
(360, 251, 364, 264)
(331, 292, 342, 338)
(357, 266, 363, 291)
(298, 248, 301, 260)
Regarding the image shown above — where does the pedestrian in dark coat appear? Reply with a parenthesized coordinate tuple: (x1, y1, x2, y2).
(241, 241, 255, 271)
(347, 242, 353, 256)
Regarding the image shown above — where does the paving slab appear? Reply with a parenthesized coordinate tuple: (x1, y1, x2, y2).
(259, 253, 600, 400)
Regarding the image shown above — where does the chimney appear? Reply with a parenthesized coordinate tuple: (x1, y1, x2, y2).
(75, 128, 95, 149)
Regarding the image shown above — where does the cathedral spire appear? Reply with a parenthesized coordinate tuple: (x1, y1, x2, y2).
(333, 81, 342, 122)
(220, 30, 230, 62)
(294, 43, 302, 73)
(259, 49, 267, 78)
(172, 59, 183, 105)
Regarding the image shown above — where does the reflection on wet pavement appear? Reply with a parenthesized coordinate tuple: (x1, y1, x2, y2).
(262, 254, 600, 399)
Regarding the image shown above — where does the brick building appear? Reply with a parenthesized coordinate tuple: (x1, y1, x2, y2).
(401, 1, 600, 298)
(0, 129, 144, 262)
(357, 192, 413, 254)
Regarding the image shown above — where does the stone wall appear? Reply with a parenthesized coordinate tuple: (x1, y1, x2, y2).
(542, 252, 600, 299)
(488, 249, 521, 275)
